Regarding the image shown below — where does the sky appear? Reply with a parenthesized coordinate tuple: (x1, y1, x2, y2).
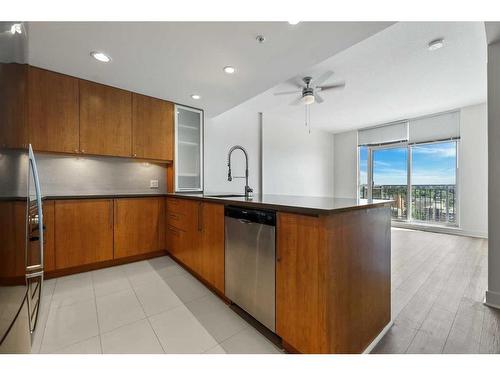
(359, 142, 456, 186)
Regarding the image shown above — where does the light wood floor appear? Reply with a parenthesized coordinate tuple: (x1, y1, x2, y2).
(373, 228, 499, 354)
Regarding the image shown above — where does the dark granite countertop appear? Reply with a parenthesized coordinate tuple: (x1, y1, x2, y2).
(167, 193, 393, 215)
(0, 193, 392, 215)
(42, 193, 167, 200)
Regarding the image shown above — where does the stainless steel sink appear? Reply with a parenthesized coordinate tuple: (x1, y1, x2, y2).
(205, 194, 246, 198)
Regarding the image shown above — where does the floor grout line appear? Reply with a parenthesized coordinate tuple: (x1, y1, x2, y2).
(90, 271, 104, 354)
(128, 272, 167, 354)
(36, 278, 56, 354)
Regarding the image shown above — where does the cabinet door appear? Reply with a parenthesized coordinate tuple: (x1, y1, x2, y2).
(28, 67, 79, 153)
(79, 80, 132, 157)
(0, 201, 26, 279)
(132, 93, 174, 160)
(276, 212, 328, 354)
(42, 200, 55, 272)
(175, 105, 203, 191)
(0, 63, 28, 149)
(200, 202, 224, 293)
(55, 199, 113, 269)
(166, 198, 201, 272)
(114, 198, 161, 259)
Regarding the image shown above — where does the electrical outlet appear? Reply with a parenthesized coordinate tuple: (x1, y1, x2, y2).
(150, 179, 159, 189)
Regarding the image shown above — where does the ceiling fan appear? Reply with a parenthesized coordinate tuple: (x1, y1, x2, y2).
(274, 71, 345, 106)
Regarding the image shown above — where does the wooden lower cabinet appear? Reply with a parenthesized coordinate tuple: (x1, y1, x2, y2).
(199, 202, 224, 293)
(276, 208, 391, 354)
(0, 201, 27, 280)
(114, 197, 164, 259)
(54, 199, 114, 269)
(42, 200, 56, 272)
(276, 212, 328, 354)
(166, 198, 224, 294)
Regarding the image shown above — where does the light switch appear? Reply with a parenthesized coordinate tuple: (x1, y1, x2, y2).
(150, 179, 159, 189)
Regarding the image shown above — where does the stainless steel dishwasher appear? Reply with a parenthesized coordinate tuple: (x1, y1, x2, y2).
(225, 206, 276, 332)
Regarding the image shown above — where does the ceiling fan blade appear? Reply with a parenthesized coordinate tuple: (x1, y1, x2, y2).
(312, 71, 334, 86)
(317, 82, 346, 91)
(274, 90, 303, 96)
(289, 96, 302, 106)
(314, 92, 324, 104)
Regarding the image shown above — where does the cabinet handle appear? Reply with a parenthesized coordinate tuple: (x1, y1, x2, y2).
(133, 153, 137, 157)
(81, 149, 85, 153)
(74, 149, 79, 153)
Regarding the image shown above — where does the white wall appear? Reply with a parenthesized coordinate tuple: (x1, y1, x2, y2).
(262, 114, 334, 197)
(204, 106, 336, 197)
(333, 130, 358, 198)
(332, 104, 488, 237)
(459, 103, 488, 237)
(204, 105, 261, 194)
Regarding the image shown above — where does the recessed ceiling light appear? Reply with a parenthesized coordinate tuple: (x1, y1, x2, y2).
(10, 23, 22, 34)
(191, 94, 201, 100)
(90, 51, 111, 63)
(288, 21, 300, 25)
(428, 38, 444, 51)
(223, 66, 236, 74)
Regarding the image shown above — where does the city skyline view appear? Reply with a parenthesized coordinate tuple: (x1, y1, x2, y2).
(359, 141, 457, 186)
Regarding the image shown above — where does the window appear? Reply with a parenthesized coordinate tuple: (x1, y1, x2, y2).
(357, 111, 459, 227)
(411, 141, 457, 224)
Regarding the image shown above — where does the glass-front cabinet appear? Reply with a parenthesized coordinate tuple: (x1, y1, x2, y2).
(174, 105, 203, 192)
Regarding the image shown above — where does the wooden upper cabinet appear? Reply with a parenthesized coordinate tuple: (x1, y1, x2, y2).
(114, 198, 162, 259)
(0, 63, 28, 149)
(28, 67, 79, 153)
(54, 199, 114, 269)
(79, 80, 132, 157)
(132, 93, 174, 161)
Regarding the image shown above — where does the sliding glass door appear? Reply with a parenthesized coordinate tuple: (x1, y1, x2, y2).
(371, 145, 408, 221)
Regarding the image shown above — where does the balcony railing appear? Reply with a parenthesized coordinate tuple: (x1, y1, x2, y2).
(360, 184, 456, 225)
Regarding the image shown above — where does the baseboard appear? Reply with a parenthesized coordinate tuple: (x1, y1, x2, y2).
(363, 320, 393, 354)
(44, 250, 167, 279)
(392, 222, 488, 239)
(484, 290, 500, 310)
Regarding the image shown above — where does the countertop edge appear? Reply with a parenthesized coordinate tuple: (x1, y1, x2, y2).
(166, 193, 393, 215)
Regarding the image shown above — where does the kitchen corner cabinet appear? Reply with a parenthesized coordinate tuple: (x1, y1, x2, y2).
(28, 66, 79, 153)
(174, 105, 203, 192)
(166, 198, 224, 293)
(113, 198, 164, 259)
(79, 80, 132, 157)
(54, 199, 114, 269)
(132, 93, 174, 161)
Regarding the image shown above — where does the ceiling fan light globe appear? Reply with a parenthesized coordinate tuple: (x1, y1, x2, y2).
(302, 94, 315, 105)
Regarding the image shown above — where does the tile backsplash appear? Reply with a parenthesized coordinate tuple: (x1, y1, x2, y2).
(35, 153, 167, 196)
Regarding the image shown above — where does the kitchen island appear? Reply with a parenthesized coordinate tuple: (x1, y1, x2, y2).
(166, 193, 393, 354)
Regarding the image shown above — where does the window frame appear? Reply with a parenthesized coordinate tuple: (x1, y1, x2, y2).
(358, 139, 460, 228)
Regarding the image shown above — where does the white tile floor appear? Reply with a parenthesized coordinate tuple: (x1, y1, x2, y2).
(32, 256, 283, 354)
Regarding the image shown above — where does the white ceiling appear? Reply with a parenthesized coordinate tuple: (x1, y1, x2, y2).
(241, 22, 487, 133)
(27, 21, 393, 117)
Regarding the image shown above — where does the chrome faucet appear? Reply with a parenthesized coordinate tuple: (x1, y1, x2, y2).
(227, 145, 253, 199)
